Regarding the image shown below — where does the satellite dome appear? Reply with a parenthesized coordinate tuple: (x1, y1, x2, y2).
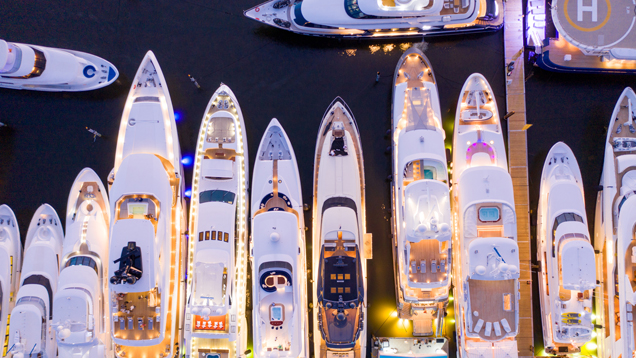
(270, 232, 280, 242)
(475, 265, 487, 275)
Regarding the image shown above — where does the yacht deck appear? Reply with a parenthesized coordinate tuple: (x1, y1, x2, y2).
(112, 289, 161, 341)
(467, 279, 516, 341)
(407, 240, 449, 288)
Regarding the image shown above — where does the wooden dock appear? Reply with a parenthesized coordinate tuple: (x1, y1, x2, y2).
(504, 0, 535, 357)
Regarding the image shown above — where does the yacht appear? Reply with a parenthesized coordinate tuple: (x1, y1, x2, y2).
(184, 84, 250, 358)
(250, 118, 309, 358)
(595, 87, 636, 358)
(0, 39, 118, 91)
(391, 48, 451, 336)
(243, 0, 502, 38)
(313, 98, 369, 358)
(53, 168, 112, 358)
(0, 205, 22, 357)
(107, 51, 187, 358)
(451, 74, 520, 358)
(537, 142, 595, 355)
(7, 204, 64, 358)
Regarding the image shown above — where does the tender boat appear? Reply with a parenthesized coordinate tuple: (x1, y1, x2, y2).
(595, 87, 636, 358)
(53, 168, 112, 358)
(107, 51, 187, 358)
(0, 205, 22, 357)
(7, 204, 64, 358)
(250, 118, 309, 358)
(451, 74, 520, 358)
(391, 48, 451, 336)
(184, 84, 250, 358)
(537, 142, 595, 355)
(312, 98, 369, 358)
(243, 0, 502, 38)
(0, 39, 118, 92)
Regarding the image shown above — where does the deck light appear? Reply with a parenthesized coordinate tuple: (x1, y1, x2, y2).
(181, 155, 193, 166)
(185, 188, 192, 198)
(585, 342, 597, 350)
(174, 111, 183, 121)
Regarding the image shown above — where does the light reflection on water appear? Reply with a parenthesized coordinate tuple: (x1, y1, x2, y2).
(340, 42, 416, 56)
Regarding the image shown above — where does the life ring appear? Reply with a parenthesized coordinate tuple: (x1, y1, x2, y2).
(255, 7, 260, 12)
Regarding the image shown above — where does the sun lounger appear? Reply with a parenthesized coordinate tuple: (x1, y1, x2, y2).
(411, 261, 416, 273)
(128, 316, 134, 330)
(493, 321, 502, 336)
(501, 318, 512, 333)
(149, 316, 154, 330)
(474, 319, 484, 333)
(485, 322, 492, 336)
(119, 317, 125, 330)
(440, 259, 446, 272)
(431, 260, 437, 273)
(420, 260, 426, 273)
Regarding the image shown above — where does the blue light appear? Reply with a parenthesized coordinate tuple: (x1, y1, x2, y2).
(174, 111, 183, 122)
(181, 155, 193, 166)
(185, 188, 192, 198)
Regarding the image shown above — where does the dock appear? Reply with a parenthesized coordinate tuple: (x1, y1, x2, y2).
(504, 0, 535, 356)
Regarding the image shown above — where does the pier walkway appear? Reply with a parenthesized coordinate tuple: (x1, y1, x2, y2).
(504, 0, 534, 357)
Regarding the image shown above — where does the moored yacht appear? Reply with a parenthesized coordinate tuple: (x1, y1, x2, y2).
(53, 168, 112, 358)
(391, 48, 451, 336)
(0, 205, 22, 357)
(451, 74, 520, 358)
(107, 51, 187, 358)
(0, 39, 118, 91)
(595, 87, 636, 358)
(243, 0, 502, 38)
(7, 204, 64, 358)
(250, 118, 309, 358)
(184, 84, 249, 358)
(537, 142, 595, 355)
(313, 98, 369, 358)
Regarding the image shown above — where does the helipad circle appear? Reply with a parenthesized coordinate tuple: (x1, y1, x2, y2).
(556, 0, 634, 47)
(563, 0, 611, 32)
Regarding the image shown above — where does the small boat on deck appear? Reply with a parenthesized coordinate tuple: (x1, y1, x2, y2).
(312, 98, 369, 358)
(107, 51, 187, 358)
(537, 142, 595, 355)
(250, 118, 309, 358)
(0, 205, 22, 357)
(0, 39, 118, 92)
(7, 204, 64, 358)
(53, 168, 112, 357)
(184, 84, 250, 358)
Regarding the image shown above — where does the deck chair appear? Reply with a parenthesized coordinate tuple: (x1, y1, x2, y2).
(431, 260, 437, 273)
(119, 317, 125, 330)
(474, 319, 484, 333)
(128, 316, 134, 330)
(411, 261, 416, 273)
(493, 321, 502, 336)
(420, 260, 426, 273)
(149, 316, 154, 330)
(501, 318, 512, 333)
(440, 259, 446, 273)
(484, 322, 492, 336)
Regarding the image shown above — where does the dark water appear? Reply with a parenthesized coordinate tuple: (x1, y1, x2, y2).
(1, 0, 633, 356)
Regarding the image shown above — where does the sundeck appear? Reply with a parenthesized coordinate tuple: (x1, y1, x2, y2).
(595, 87, 636, 358)
(451, 74, 520, 358)
(391, 48, 451, 337)
(244, 0, 502, 38)
(0, 39, 118, 91)
(7, 204, 64, 358)
(537, 142, 595, 355)
(184, 84, 249, 358)
(108, 51, 186, 358)
(313, 98, 369, 358)
(0, 205, 21, 357)
(251, 119, 309, 358)
(53, 168, 112, 357)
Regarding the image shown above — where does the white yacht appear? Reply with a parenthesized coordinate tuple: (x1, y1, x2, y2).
(107, 51, 187, 358)
(250, 118, 309, 358)
(595, 87, 636, 358)
(0, 39, 118, 92)
(7, 204, 64, 358)
(451, 74, 520, 358)
(537, 142, 595, 355)
(184, 84, 249, 358)
(391, 48, 451, 336)
(313, 98, 369, 358)
(53, 168, 112, 358)
(0, 205, 22, 357)
(243, 0, 502, 38)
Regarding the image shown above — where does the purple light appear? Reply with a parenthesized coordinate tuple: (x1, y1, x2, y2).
(482, 143, 486, 147)
(181, 155, 193, 166)
(473, 143, 477, 146)
(174, 110, 183, 122)
(185, 188, 192, 198)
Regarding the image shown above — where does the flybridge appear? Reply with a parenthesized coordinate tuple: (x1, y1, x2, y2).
(110, 242, 143, 286)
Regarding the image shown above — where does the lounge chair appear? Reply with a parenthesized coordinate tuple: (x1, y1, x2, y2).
(493, 321, 502, 336)
(474, 319, 484, 333)
(420, 260, 426, 273)
(485, 322, 492, 336)
(431, 260, 437, 273)
(501, 318, 512, 333)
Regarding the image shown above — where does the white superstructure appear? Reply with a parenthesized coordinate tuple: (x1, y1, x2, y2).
(7, 204, 64, 358)
(0, 205, 22, 357)
(391, 48, 451, 336)
(185, 84, 249, 358)
(0, 39, 118, 91)
(107, 51, 186, 358)
(243, 0, 501, 38)
(537, 142, 595, 355)
(595, 87, 636, 358)
(451, 74, 520, 358)
(53, 168, 112, 358)
(313, 98, 369, 358)
(250, 118, 309, 358)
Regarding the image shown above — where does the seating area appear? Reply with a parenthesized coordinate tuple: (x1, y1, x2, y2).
(467, 279, 516, 340)
(407, 239, 448, 285)
(112, 289, 161, 340)
(198, 230, 231, 243)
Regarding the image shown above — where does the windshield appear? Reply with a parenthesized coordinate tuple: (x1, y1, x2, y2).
(200, 190, 235, 205)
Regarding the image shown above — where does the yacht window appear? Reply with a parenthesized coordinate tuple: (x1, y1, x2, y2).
(618, 191, 636, 213)
(551, 212, 584, 256)
(2, 47, 45, 79)
(292, 3, 339, 28)
(199, 190, 236, 205)
(66, 256, 98, 274)
(478, 207, 500, 222)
